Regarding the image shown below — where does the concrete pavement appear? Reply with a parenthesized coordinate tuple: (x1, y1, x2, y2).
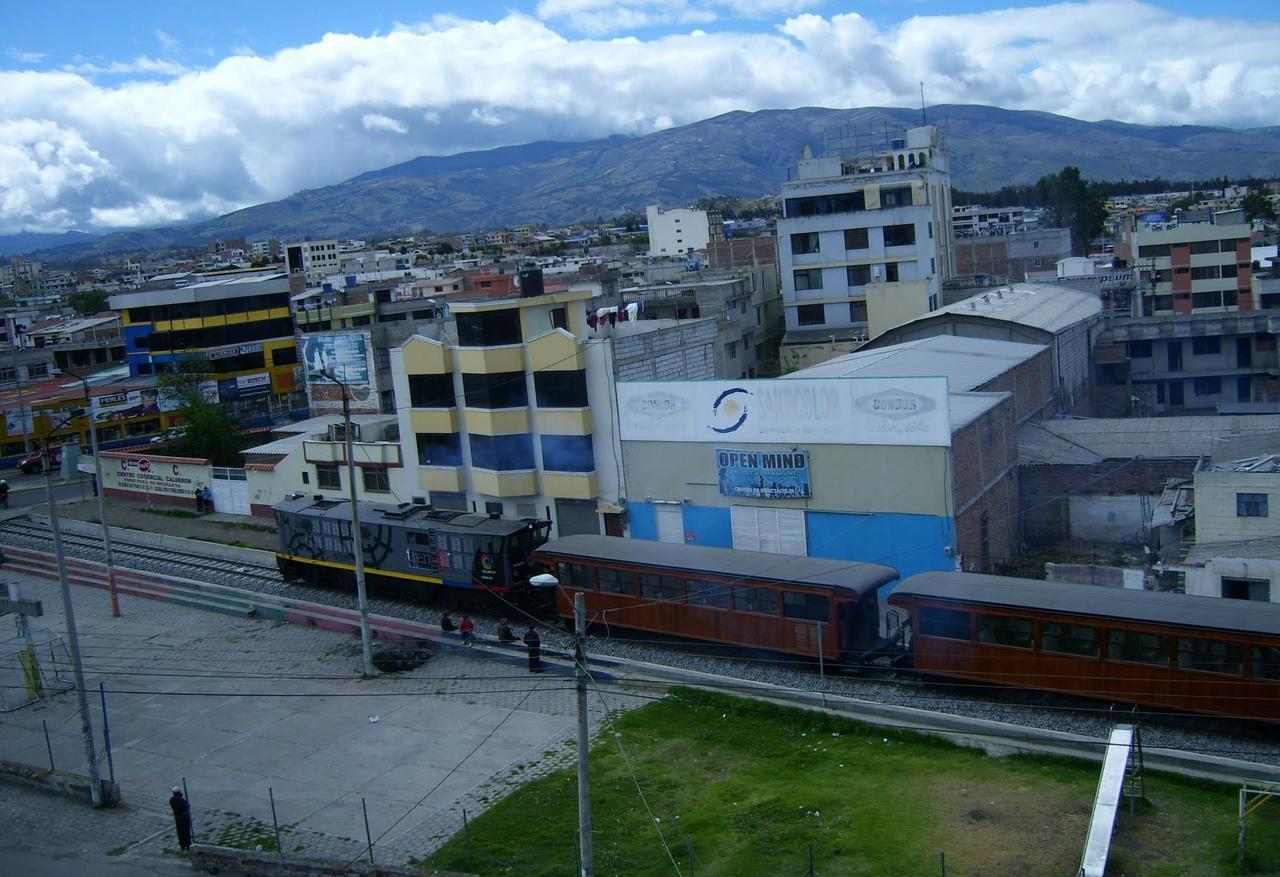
(0, 565, 633, 873)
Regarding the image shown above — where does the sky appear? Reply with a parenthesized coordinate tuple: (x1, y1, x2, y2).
(2, 0, 1278, 236)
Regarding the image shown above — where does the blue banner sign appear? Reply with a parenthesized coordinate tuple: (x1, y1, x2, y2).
(716, 448, 811, 499)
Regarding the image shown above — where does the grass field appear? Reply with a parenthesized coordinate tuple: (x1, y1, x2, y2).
(426, 688, 1280, 877)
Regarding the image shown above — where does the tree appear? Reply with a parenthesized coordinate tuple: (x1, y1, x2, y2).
(1243, 190, 1277, 224)
(1034, 167, 1108, 256)
(68, 289, 110, 315)
(156, 358, 244, 466)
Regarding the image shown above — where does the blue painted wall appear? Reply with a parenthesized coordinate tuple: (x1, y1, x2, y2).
(680, 505, 734, 548)
(628, 502, 658, 541)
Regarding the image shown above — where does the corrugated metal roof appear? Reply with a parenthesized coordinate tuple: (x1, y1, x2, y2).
(889, 570, 1280, 637)
(1019, 415, 1280, 464)
(786, 335, 1045, 391)
(535, 534, 898, 594)
(927, 283, 1102, 333)
(949, 392, 1010, 431)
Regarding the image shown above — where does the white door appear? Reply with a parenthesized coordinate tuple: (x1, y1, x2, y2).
(655, 504, 684, 544)
(210, 467, 250, 515)
(731, 506, 807, 555)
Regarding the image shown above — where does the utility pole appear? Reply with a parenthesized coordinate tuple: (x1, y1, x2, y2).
(70, 371, 119, 617)
(573, 591, 594, 877)
(329, 370, 374, 678)
(43, 443, 104, 806)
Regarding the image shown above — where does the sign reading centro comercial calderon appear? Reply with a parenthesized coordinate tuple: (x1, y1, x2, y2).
(617, 377, 951, 447)
(102, 455, 207, 498)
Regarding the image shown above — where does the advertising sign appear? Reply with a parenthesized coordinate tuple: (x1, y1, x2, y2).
(303, 331, 379, 413)
(4, 409, 33, 436)
(103, 456, 207, 499)
(91, 388, 177, 422)
(208, 342, 264, 361)
(716, 448, 811, 499)
(618, 377, 951, 447)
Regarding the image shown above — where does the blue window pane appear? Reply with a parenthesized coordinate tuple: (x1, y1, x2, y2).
(541, 434, 595, 473)
(470, 433, 535, 471)
(416, 432, 461, 466)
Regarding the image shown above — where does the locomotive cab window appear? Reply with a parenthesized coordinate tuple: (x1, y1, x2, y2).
(977, 614, 1033, 649)
(1108, 630, 1170, 666)
(918, 605, 970, 640)
(782, 591, 828, 622)
(640, 573, 681, 601)
(733, 586, 780, 616)
(1253, 645, 1280, 681)
(559, 562, 596, 590)
(1040, 623, 1100, 658)
(597, 567, 637, 596)
(1176, 637, 1243, 676)
(685, 579, 729, 609)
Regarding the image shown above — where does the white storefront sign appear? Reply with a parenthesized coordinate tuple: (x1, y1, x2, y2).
(103, 456, 208, 499)
(617, 377, 951, 447)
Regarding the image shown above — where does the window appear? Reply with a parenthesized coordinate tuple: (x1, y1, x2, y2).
(597, 567, 636, 596)
(850, 300, 867, 322)
(1221, 263, 1238, 279)
(785, 191, 865, 217)
(847, 265, 871, 286)
(1236, 493, 1269, 517)
(416, 432, 462, 466)
(1108, 629, 1169, 666)
(918, 606, 970, 640)
(362, 468, 390, 492)
(1040, 622, 1100, 658)
(793, 269, 823, 291)
(1190, 265, 1219, 280)
(685, 578, 729, 609)
(879, 187, 912, 208)
(1192, 291, 1223, 309)
(1137, 243, 1171, 258)
(316, 465, 340, 490)
(1189, 240, 1220, 255)
(1222, 577, 1270, 601)
(782, 591, 829, 621)
(559, 561, 595, 589)
(734, 586, 780, 616)
(1176, 638, 1243, 675)
(790, 232, 820, 255)
(408, 373, 455, 408)
(1193, 376, 1221, 396)
(725, 341, 737, 359)
(469, 433, 535, 470)
(1254, 645, 1280, 681)
(977, 614, 1033, 649)
(1191, 337, 1221, 355)
(462, 371, 528, 408)
(883, 224, 915, 247)
(540, 434, 595, 472)
(796, 304, 825, 326)
(843, 228, 869, 250)
(640, 573, 682, 601)
(1127, 340, 1152, 358)
(534, 370, 588, 407)
(884, 262, 900, 283)
(456, 308, 522, 346)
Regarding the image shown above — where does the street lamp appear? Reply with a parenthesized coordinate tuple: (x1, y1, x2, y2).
(66, 368, 119, 617)
(530, 573, 594, 877)
(322, 368, 375, 678)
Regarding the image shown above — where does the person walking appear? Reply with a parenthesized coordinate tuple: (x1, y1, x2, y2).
(523, 627, 542, 672)
(169, 786, 193, 851)
(459, 614, 475, 646)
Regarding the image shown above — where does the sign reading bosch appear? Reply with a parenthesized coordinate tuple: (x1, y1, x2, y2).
(716, 448, 811, 499)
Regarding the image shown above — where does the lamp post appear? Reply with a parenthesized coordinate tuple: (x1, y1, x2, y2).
(67, 369, 119, 617)
(324, 368, 375, 678)
(531, 573, 593, 877)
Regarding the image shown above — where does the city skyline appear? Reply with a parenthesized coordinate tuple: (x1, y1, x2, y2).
(2, 0, 1278, 235)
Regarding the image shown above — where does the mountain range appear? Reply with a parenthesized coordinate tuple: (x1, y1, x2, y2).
(11, 104, 1280, 262)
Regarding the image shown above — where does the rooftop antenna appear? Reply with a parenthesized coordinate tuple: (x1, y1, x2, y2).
(920, 82, 927, 126)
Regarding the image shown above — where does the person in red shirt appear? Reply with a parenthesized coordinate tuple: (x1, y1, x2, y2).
(459, 615, 475, 646)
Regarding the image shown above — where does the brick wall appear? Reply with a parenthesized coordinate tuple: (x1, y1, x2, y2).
(951, 395, 1019, 571)
(977, 347, 1055, 424)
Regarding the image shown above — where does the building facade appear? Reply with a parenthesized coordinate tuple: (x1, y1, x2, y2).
(284, 240, 341, 285)
(953, 227, 1072, 283)
(1114, 211, 1253, 316)
(777, 125, 954, 369)
(646, 206, 713, 257)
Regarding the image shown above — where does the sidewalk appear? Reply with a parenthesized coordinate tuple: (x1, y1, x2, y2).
(0, 564, 630, 873)
(40, 495, 280, 553)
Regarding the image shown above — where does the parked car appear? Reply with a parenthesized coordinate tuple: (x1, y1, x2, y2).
(19, 447, 61, 475)
(149, 426, 188, 445)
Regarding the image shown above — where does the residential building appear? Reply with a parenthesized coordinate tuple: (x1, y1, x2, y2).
(110, 273, 300, 421)
(1114, 210, 1253, 316)
(20, 312, 124, 374)
(952, 227, 1072, 283)
(284, 240, 341, 285)
(951, 205, 1034, 236)
(777, 125, 954, 370)
(646, 205, 714, 257)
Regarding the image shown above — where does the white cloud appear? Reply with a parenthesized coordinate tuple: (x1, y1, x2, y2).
(362, 113, 408, 134)
(155, 30, 182, 56)
(1, 2, 1278, 234)
(536, 0, 817, 34)
(6, 49, 46, 64)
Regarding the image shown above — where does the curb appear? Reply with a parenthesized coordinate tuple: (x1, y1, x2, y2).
(0, 759, 122, 807)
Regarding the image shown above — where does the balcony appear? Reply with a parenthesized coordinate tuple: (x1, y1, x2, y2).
(470, 469, 538, 497)
(542, 471, 598, 500)
(455, 345, 524, 374)
(302, 440, 403, 467)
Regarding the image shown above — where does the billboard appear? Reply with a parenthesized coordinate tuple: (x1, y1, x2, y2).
(91, 388, 178, 422)
(303, 331, 378, 413)
(716, 448, 811, 499)
(617, 378, 951, 447)
(104, 455, 206, 499)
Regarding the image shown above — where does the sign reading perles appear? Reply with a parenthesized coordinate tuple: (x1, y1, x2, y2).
(716, 448, 811, 499)
(617, 377, 951, 447)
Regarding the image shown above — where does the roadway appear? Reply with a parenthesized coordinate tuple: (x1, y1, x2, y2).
(2, 470, 97, 512)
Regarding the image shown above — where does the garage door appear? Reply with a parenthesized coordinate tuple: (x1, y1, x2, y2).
(655, 504, 684, 544)
(731, 506, 806, 555)
(554, 498, 600, 537)
(210, 467, 250, 516)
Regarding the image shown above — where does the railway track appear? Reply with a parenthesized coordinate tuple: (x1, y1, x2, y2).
(2, 514, 1278, 783)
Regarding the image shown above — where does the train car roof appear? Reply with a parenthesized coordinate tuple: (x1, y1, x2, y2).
(274, 494, 539, 536)
(889, 571, 1280, 638)
(534, 535, 898, 595)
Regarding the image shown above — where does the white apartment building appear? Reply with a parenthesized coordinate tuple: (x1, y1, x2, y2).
(777, 125, 954, 369)
(284, 240, 341, 284)
(646, 206, 712, 257)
